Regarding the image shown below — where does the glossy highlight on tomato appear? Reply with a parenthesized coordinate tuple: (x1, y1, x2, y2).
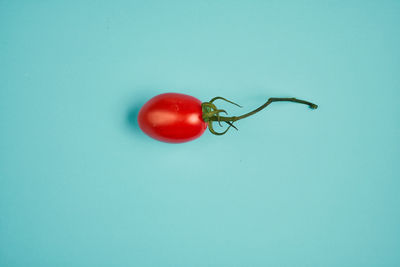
(138, 93, 208, 143)
(138, 92, 318, 143)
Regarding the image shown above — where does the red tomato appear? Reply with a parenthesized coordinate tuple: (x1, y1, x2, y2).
(138, 93, 207, 143)
(138, 92, 318, 143)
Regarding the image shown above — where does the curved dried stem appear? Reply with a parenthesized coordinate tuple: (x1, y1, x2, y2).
(202, 96, 318, 136)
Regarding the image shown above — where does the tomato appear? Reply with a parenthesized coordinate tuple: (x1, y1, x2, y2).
(138, 93, 208, 143)
(138, 92, 318, 143)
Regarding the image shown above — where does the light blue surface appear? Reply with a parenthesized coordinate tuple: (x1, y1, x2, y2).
(1, 1, 399, 266)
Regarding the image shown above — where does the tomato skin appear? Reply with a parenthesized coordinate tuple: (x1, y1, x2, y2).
(138, 93, 208, 143)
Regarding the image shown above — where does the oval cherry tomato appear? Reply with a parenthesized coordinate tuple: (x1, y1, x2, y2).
(138, 93, 207, 143)
(138, 92, 318, 143)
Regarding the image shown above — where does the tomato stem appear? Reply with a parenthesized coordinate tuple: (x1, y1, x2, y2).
(202, 97, 318, 135)
(212, 97, 317, 122)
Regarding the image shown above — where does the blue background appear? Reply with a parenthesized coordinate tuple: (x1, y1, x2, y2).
(1, 1, 399, 266)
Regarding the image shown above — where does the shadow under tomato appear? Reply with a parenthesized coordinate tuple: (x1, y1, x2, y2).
(126, 105, 141, 133)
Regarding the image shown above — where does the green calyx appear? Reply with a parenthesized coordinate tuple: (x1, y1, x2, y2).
(201, 96, 318, 136)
